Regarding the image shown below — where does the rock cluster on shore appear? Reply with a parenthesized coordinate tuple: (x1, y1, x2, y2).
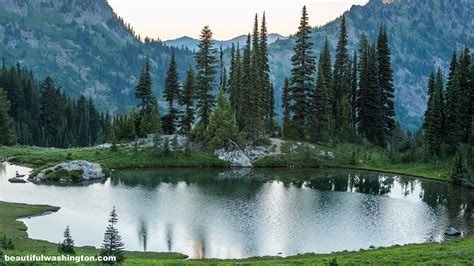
(32, 160, 105, 182)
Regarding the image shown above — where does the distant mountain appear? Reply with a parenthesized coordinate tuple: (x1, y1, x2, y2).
(267, 0, 473, 130)
(164, 33, 288, 52)
(0, 0, 194, 112)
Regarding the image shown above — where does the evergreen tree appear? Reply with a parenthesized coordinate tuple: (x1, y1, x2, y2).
(350, 51, 358, 132)
(288, 6, 316, 139)
(162, 51, 181, 134)
(445, 63, 464, 151)
(0, 88, 13, 145)
(205, 90, 238, 149)
(281, 78, 292, 138)
(310, 40, 333, 142)
(135, 57, 154, 115)
(179, 66, 195, 135)
(100, 207, 125, 263)
(194, 25, 217, 130)
(376, 26, 396, 141)
(458, 46, 472, 142)
(333, 15, 351, 132)
(229, 44, 243, 127)
(425, 68, 445, 155)
(58, 226, 75, 255)
(358, 44, 384, 146)
(134, 57, 157, 137)
(259, 12, 275, 133)
(241, 35, 252, 131)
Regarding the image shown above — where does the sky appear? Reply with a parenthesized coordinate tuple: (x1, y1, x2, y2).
(107, 0, 369, 41)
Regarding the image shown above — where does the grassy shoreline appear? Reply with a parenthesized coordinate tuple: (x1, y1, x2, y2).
(1, 200, 473, 265)
(0, 144, 452, 183)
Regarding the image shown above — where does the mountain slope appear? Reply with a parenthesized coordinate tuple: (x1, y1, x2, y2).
(0, 0, 194, 112)
(267, 0, 473, 130)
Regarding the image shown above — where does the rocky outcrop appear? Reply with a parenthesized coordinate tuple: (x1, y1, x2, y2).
(215, 149, 252, 167)
(32, 160, 105, 183)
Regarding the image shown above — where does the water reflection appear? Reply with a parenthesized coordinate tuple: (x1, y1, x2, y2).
(0, 163, 472, 259)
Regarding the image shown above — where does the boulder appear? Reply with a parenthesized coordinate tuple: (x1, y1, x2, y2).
(215, 149, 252, 167)
(33, 160, 105, 182)
(445, 227, 461, 236)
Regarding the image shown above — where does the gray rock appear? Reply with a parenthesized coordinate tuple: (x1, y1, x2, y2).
(215, 149, 252, 167)
(33, 160, 105, 182)
(445, 227, 461, 236)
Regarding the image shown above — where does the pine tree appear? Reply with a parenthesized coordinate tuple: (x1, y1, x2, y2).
(241, 35, 252, 132)
(194, 25, 217, 130)
(179, 66, 195, 135)
(358, 44, 384, 146)
(425, 68, 445, 155)
(205, 90, 238, 149)
(100, 207, 125, 263)
(134, 57, 157, 137)
(289, 6, 316, 139)
(458, 46, 472, 142)
(162, 51, 181, 134)
(350, 51, 358, 132)
(376, 26, 396, 141)
(135, 57, 154, 115)
(281, 78, 292, 138)
(333, 15, 351, 132)
(0, 88, 13, 145)
(229, 44, 242, 126)
(259, 12, 275, 133)
(58, 225, 75, 255)
(445, 64, 464, 151)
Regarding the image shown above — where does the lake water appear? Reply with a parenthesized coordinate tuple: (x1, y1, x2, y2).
(0, 162, 473, 259)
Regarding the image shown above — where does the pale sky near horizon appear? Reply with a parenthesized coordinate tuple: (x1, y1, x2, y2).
(107, 0, 369, 41)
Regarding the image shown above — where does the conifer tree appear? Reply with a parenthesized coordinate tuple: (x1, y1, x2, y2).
(241, 35, 252, 131)
(162, 51, 181, 134)
(333, 15, 351, 132)
(135, 57, 154, 114)
(0, 88, 13, 145)
(358, 44, 384, 146)
(205, 90, 238, 149)
(288, 6, 316, 139)
(445, 63, 463, 151)
(458, 46, 472, 142)
(281, 78, 291, 138)
(100, 207, 125, 263)
(194, 25, 217, 130)
(259, 12, 275, 133)
(179, 66, 195, 135)
(425, 68, 445, 154)
(350, 51, 358, 132)
(58, 226, 75, 255)
(376, 26, 396, 140)
(229, 44, 243, 126)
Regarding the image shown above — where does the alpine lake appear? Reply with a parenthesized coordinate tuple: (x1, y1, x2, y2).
(1, 162, 472, 259)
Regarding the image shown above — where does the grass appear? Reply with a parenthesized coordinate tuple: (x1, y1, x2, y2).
(1, 200, 473, 265)
(255, 141, 452, 182)
(0, 146, 229, 174)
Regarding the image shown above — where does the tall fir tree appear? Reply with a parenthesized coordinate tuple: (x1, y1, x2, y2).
(205, 90, 238, 149)
(179, 66, 195, 135)
(288, 6, 316, 139)
(310, 40, 333, 142)
(259, 12, 275, 133)
(333, 15, 351, 133)
(350, 51, 358, 132)
(281, 77, 292, 138)
(0, 88, 13, 145)
(194, 25, 217, 129)
(162, 51, 181, 134)
(241, 34, 252, 131)
(358, 44, 384, 146)
(458, 46, 472, 142)
(376, 26, 396, 141)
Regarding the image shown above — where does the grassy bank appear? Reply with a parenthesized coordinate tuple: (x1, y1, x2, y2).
(254, 142, 452, 182)
(1, 200, 472, 265)
(0, 146, 228, 172)
(0, 201, 187, 264)
(0, 141, 452, 182)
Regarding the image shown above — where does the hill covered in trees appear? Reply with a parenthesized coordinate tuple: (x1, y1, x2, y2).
(0, 0, 472, 131)
(267, 0, 473, 130)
